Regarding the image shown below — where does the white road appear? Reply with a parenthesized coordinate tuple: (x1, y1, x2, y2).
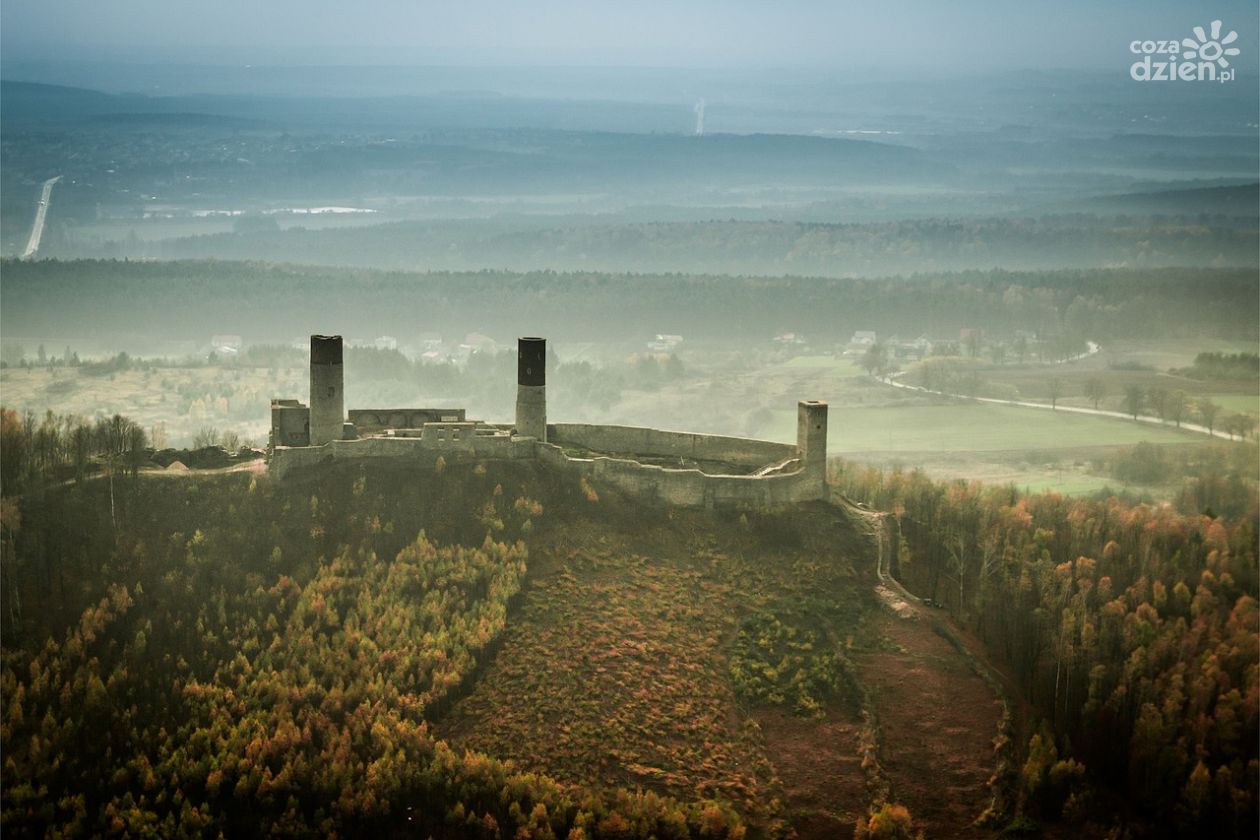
(877, 350, 1241, 442)
(21, 175, 62, 259)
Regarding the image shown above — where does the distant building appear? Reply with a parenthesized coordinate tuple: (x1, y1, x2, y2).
(773, 332, 805, 346)
(842, 331, 878, 356)
(649, 334, 684, 352)
(889, 334, 931, 360)
(211, 334, 242, 355)
(374, 336, 398, 351)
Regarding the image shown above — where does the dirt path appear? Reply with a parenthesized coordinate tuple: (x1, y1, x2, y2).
(849, 508, 1008, 837)
(856, 611, 1003, 837)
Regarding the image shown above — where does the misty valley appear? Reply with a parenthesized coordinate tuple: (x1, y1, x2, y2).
(1, 53, 1257, 840)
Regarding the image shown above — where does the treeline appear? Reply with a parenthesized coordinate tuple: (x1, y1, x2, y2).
(1, 460, 747, 837)
(0, 408, 147, 496)
(840, 467, 1259, 836)
(1178, 352, 1260, 381)
(1114, 384, 1256, 439)
(3, 259, 1257, 348)
(1103, 441, 1259, 516)
(68, 214, 1260, 276)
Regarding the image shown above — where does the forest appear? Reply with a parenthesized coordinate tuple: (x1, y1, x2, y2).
(3, 259, 1256, 350)
(1, 444, 748, 837)
(45, 213, 1260, 276)
(840, 464, 1259, 836)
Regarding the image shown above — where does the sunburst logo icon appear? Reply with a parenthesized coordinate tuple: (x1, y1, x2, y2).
(1182, 20, 1240, 68)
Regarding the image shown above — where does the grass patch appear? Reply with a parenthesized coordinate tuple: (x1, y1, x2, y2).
(1204, 393, 1260, 416)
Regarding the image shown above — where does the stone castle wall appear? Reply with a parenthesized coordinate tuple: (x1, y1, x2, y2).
(270, 423, 826, 509)
(547, 424, 796, 468)
(536, 440, 824, 508)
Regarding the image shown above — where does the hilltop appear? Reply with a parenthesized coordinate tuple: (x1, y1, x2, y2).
(0, 456, 1013, 837)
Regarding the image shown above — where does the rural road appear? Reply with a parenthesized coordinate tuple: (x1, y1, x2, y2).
(876, 349, 1239, 442)
(22, 175, 62, 259)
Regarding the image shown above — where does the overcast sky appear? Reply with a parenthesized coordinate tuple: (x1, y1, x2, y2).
(3, 0, 1258, 73)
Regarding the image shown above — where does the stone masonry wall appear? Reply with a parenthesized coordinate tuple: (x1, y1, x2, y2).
(548, 424, 796, 469)
(271, 423, 825, 509)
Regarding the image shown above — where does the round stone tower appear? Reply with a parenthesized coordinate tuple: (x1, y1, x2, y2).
(797, 400, 828, 488)
(309, 335, 345, 446)
(516, 337, 547, 441)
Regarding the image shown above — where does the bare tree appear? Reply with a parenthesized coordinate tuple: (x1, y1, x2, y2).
(1196, 398, 1221, 436)
(1239, 415, 1258, 440)
(1167, 390, 1189, 428)
(1083, 378, 1106, 410)
(1123, 385, 1144, 420)
(1048, 377, 1063, 410)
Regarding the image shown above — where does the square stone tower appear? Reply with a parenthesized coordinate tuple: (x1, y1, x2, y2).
(515, 337, 547, 440)
(797, 400, 828, 487)
(309, 335, 345, 446)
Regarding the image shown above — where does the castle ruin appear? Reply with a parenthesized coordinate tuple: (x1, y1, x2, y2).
(270, 335, 829, 509)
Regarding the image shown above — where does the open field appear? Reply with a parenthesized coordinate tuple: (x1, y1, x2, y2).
(1204, 393, 1260, 416)
(768, 402, 1200, 454)
(1101, 339, 1260, 372)
(838, 448, 1170, 498)
(780, 355, 865, 375)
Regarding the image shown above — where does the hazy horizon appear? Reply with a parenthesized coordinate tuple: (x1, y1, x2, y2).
(4, 0, 1259, 75)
